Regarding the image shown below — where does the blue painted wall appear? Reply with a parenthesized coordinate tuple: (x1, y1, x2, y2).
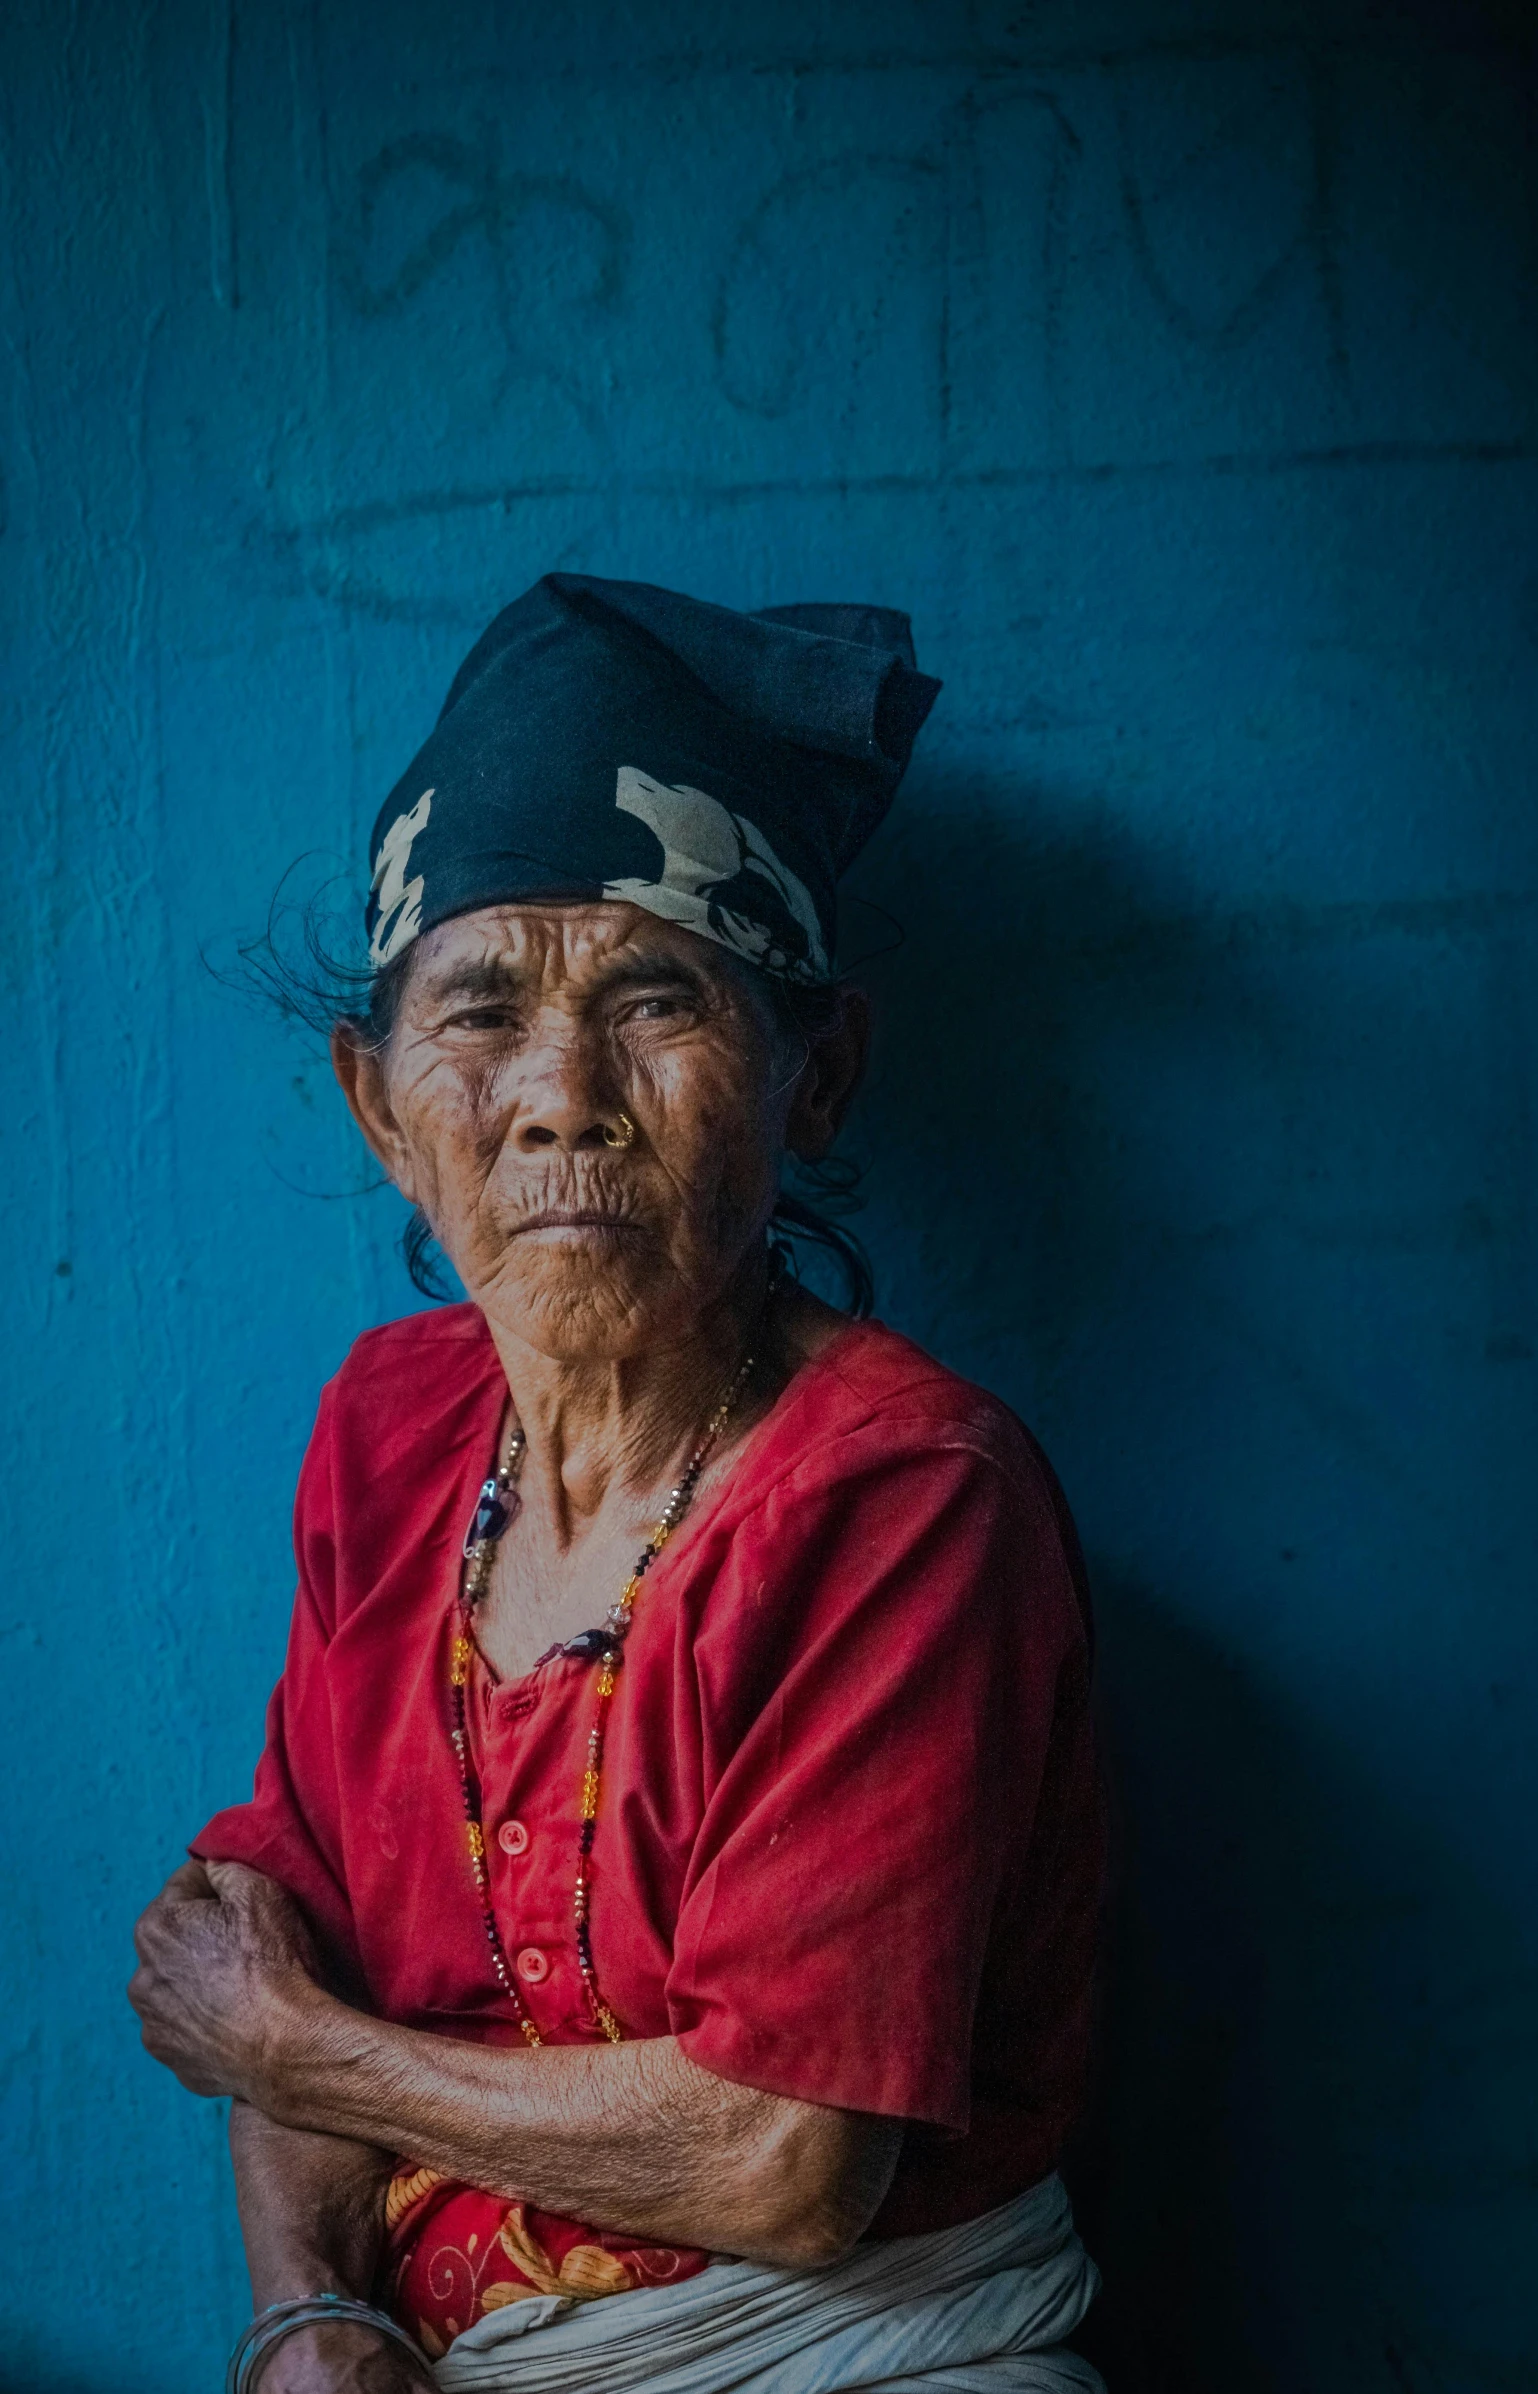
(2, 3, 1534, 2387)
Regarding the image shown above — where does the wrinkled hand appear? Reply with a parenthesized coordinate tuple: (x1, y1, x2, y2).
(243, 2319, 433, 2394)
(129, 1860, 322, 2102)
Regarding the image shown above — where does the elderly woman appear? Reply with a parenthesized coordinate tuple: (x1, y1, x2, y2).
(130, 576, 1106, 2394)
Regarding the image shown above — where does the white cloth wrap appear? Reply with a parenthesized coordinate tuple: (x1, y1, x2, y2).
(432, 2174, 1104, 2394)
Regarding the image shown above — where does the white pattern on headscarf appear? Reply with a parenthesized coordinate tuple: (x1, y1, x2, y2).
(369, 790, 434, 967)
(603, 767, 828, 981)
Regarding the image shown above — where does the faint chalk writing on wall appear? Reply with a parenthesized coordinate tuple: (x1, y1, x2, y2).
(334, 132, 628, 320)
(260, 43, 1533, 623)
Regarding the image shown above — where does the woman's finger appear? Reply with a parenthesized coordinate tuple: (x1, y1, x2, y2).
(204, 1858, 272, 1907)
(159, 1859, 216, 1903)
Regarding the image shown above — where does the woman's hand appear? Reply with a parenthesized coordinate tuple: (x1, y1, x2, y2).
(129, 1859, 323, 2101)
(235, 2320, 432, 2394)
(224, 2105, 422, 2393)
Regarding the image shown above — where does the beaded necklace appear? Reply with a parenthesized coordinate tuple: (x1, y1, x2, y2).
(448, 1331, 763, 2045)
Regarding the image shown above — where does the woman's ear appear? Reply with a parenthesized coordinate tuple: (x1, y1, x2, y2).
(785, 986, 871, 1163)
(329, 1021, 420, 1205)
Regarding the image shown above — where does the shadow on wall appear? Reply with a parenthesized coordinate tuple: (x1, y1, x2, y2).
(848, 776, 1538, 2394)
(1073, 1582, 1538, 2394)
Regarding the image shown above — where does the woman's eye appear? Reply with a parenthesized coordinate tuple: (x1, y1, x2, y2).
(444, 1006, 521, 1032)
(625, 994, 693, 1023)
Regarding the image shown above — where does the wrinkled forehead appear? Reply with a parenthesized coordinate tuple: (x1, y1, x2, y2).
(402, 900, 766, 1004)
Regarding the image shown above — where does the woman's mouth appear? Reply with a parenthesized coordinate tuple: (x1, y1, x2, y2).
(515, 1208, 642, 1238)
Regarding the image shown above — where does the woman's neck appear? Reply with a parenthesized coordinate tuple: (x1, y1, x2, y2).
(481, 1247, 775, 1547)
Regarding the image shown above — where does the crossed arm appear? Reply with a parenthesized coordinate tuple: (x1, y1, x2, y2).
(131, 1861, 902, 2386)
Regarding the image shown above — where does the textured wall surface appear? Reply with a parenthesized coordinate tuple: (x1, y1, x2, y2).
(1, 3, 1535, 2388)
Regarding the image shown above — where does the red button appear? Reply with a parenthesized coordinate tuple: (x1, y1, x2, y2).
(516, 1946, 549, 1984)
(497, 1818, 529, 1857)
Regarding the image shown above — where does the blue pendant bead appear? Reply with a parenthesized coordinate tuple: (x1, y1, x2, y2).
(464, 1463, 521, 1557)
(475, 1490, 512, 1542)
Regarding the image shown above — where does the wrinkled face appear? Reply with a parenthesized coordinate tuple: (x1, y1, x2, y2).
(343, 903, 809, 1359)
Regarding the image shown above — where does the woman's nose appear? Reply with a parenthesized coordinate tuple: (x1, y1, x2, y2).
(511, 1032, 620, 1153)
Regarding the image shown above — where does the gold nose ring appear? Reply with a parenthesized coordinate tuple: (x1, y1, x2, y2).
(602, 1111, 637, 1150)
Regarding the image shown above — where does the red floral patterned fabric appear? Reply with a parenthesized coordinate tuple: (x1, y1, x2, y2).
(383, 2166, 707, 2357)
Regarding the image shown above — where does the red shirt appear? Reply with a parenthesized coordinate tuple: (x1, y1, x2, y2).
(195, 1305, 1103, 2241)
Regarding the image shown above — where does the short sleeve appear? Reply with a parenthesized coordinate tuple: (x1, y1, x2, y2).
(191, 1379, 364, 1985)
(666, 1416, 1086, 2131)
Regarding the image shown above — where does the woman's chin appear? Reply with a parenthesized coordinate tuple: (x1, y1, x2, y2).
(470, 1243, 692, 1360)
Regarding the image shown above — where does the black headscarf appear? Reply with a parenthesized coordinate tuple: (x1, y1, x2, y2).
(364, 574, 940, 984)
